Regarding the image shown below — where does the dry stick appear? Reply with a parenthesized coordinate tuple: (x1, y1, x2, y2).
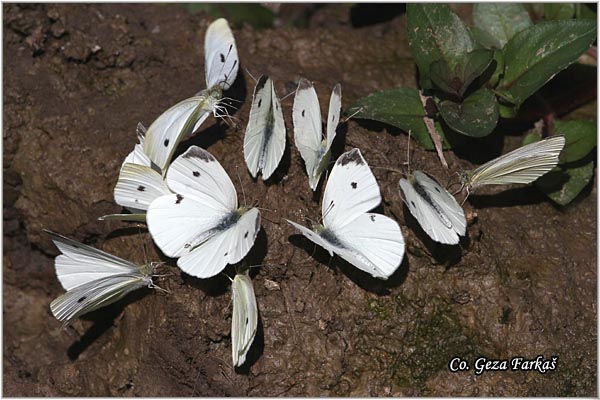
(419, 91, 448, 169)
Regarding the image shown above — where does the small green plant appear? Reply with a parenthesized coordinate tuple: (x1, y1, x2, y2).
(348, 3, 596, 205)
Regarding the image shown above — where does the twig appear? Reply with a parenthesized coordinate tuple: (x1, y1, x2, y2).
(419, 91, 448, 169)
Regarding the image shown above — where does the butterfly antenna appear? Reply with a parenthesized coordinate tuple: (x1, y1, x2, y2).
(150, 281, 170, 294)
(280, 89, 297, 102)
(342, 106, 364, 123)
(244, 68, 258, 84)
(221, 96, 243, 104)
(221, 271, 234, 282)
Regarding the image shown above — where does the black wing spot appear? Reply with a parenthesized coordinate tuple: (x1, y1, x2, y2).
(184, 243, 191, 248)
(258, 99, 262, 108)
(302, 110, 305, 117)
(351, 182, 357, 189)
(77, 296, 87, 303)
(164, 139, 169, 147)
(370, 215, 376, 222)
(245, 317, 249, 325)
(193, 171, 200, 177)
(220, 53, 225, 63)
(224, 252, 228, 257)
(176, 194, 184, 204)
(244, 231, 248, 238)
(137, 185, 146, 192)
(410, 200, 416, 208)
(435, 187, 441, 193)
(275, 103, 279, 111)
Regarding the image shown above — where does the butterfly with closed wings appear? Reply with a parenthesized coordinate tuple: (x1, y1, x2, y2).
(286, 148, 405, 280)
(46, 230, 161, 327)
(143, 18, 240, 172)
(230, 269, 258, 367)
(459, 135, 566, 195)
(292, 78, 341, 191)
(243, 75, 286, 180)
(147, 146, 261, 279)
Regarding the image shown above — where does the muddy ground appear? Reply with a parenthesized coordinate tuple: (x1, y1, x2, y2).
(3, 3, 597, 397)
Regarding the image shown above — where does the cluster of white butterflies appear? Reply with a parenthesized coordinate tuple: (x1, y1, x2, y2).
(46, 18, 567, 369)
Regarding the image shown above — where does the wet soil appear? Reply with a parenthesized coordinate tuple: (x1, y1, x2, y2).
(3, 3, 597, 396)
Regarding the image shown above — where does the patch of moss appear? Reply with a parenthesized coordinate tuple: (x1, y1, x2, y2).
(368, 297, 390, 320)
(392, 301, 480, 389)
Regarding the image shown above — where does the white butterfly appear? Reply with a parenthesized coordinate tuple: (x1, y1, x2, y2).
(45, 230, 159, 326)
(286, 148, 405, 279)
(399, 171, 467, 245)
(292, 78, 341, 190)
(231, 269, 258, 367)
(143, 18, 239, 172)
(243, 75, 286, 180)
(146, 146, 261, 279)
(459, 135, 566, 193)
(100, 123, 171, 222)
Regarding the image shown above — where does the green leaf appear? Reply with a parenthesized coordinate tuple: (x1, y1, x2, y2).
(553, 120, 597, 163)
(544, 3, 575, 20)
(575, 4, 597, 19)
(438, 88, 499, 137)
(430, 49, 494, 97)
(473, 3, 532, 48)
(346, 88, 450, 150)
(407, 4, 474, 89)
(535, 159, 595, 205)
(469, 27, 502, 50)
(498, 20, 597, 106)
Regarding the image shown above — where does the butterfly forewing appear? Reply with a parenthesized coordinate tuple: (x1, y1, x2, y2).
(143, 96, 212, 172)
(326, 83, 342, 150)
(322, 149, 381, 231)
(204, 18, 239, 90)
(166, 146, 238, 213)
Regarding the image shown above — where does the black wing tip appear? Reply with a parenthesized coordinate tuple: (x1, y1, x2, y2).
(337, 148, 365, 166)
(182, 146, 216, 162)
(332, 83, 342, 96)
(257, 74, 270, 89)
(297, 78, 313, 91)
